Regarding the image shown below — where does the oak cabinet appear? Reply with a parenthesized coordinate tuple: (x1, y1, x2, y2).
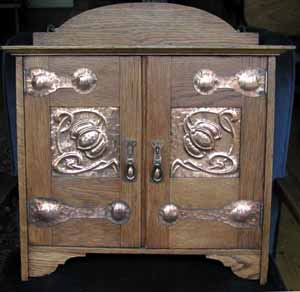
(2, 3, 293, 284)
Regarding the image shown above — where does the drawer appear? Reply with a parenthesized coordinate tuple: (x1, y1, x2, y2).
(145, 56, 267, 249)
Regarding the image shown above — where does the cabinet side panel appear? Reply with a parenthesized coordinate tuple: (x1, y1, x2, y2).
(16, 56, 28, 281)
(260, 57, 276, 285)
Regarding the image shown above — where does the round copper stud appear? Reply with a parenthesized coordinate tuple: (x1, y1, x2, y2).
(159, 203, 179, 224)
(109, 201, 131, 224)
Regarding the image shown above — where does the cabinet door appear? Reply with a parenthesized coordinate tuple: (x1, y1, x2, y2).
(25, 56, 142, 248)
(145, 56, 266, 249)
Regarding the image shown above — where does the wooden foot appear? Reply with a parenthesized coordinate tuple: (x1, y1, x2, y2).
(206, 254, 260, 280)
(29, 247, 86, 277)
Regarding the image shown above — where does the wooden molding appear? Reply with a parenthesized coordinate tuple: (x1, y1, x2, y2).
(206, 254, 260, 280)
(1, 45, 294, 56)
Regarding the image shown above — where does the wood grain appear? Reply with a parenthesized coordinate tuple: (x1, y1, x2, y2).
(24, 56, 144, 248)
(141, 56, 147, 246)
(145, 57, 171, 248)
(29, 246, 86, 277)
(207, 254, 260, 280)
(52, 177, 120, 201)
(260, 57, 276, 285)
(31, 245, 260, 255)
(47, 57, 143, 248)
(120, 57, 142, 247)
(50, 179, 121, 248)
(16, 57, 29, 281)
(28, 245, 260, 278)
(33, 3, 258, 46)
(24, 56, 53, 246)
(48, 56, 120, 107)
(238, 57, 268, 249)
(11, 3, 286, 283)
(171, 178, 239, 208)
(168, 56, 265, 249)
(170, 222, 239, 249)
(24, 57, 122, 248)
(52, 220, 120, 247)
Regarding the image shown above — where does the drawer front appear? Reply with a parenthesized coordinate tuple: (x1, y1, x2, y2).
(24, 56, 142, 248)
(145, 56, 267, 249)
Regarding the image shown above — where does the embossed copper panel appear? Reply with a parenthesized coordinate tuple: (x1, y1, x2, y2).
(193, 69, 266, 97)
(171, 107, 240, 178)
(51, 107, 119, 177)
(159, 200, 261, 229)
(28, 197, 131, 226)
(25, 68, 97, 96)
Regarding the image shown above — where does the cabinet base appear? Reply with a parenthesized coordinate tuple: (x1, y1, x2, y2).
(25, 246, 262, 283)
(206, 254, 260, 280)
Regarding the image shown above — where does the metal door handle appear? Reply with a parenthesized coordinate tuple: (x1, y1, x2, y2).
(151, 141, 163, 183)
(125, 140, 137, 182)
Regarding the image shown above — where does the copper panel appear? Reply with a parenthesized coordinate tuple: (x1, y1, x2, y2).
(28, 197, 131, 226)
(25, 68, 97, 96)
(159, 200, 261, 229)
(193, 69, 266, 97)
(51, 107, 119, 177)
(171, 107, 240, 178)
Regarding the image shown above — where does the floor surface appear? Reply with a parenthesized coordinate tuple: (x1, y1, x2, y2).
(276, 203, 300, 290)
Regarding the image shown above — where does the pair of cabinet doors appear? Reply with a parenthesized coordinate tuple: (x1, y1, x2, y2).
(25, 55, 266, 250)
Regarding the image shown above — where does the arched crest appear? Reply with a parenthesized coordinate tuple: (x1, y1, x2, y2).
(34, 3, 258, 46)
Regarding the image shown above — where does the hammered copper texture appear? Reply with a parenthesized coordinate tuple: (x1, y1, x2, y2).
(25, 68, 97, 96)
(28, 197, 131, 226)
(51, 107, 120, 177)
(171, 107, 240, 178)
(193, 69, 266, 97)
(159, 200, 261, 229)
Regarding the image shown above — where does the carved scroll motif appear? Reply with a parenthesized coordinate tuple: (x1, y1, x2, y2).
(25, 68, 97, 96)
(171, 107, 240, 178)
(51, 107, 119, 177)
(159, 200, 262, 229)
(193, 69, 266, 97)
